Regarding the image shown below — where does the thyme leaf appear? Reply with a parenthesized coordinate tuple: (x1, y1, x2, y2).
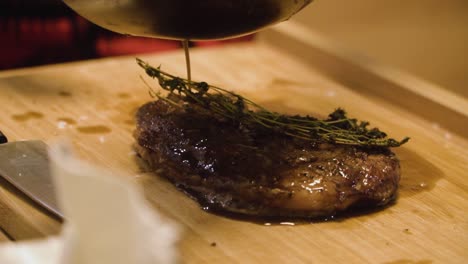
(137, 58, 409, 147)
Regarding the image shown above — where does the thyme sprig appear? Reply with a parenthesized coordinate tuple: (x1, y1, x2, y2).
(137, 58, 409, 147)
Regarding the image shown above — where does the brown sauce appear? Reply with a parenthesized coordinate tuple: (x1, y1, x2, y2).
(11, 111, 44, 122)
(117, 92, 131, 99)
(58, 91, 72, 97)
(110, 100, 141, 126)
(124, 119, 134, 125)
(57, 117, 77, 125)
(394, 148, 443, 198)
(403, 228, 412, 235)
(164, 183, 399, 226)
(76, 125, 111, 134)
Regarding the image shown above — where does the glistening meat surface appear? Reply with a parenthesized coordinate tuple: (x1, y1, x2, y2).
(134, 98, 400, 218)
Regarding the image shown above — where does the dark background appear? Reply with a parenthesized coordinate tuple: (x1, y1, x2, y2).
(0, 0, 252, 70)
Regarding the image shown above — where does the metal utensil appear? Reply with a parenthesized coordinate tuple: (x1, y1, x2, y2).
(0, 138, 63, 219)
(62, 0, 313, 40)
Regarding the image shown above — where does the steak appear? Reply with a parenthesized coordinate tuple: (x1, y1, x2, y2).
(134, 97, 400, 218)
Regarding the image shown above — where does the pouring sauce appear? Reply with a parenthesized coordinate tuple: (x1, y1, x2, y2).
(63, 0, 313, 94)
(63, 0, 313, 40)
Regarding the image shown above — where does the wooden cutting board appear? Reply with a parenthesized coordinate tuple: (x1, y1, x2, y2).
(0, 22, 467, 263)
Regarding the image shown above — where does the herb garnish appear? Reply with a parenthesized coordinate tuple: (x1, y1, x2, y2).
(137, 58, 409, 147)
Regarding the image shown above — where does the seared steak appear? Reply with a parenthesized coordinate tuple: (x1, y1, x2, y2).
(134, 97, 400, 218)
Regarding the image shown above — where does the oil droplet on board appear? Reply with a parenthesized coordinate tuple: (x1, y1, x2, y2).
(58, 91, 72, 97)
(117, 92, 131, 99)
(11, 111, 44, 122)
(76, 125, 112, 134)
(124, 119, 134, 125)
(403, 228, 412, 235)
(57, 117, 77, 129)
(57, 117, 77, 125)
(395, 148, 442, 198)
(110, 99, 140, 126)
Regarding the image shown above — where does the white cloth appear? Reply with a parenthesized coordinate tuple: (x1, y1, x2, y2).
(0, 141, 178, 264)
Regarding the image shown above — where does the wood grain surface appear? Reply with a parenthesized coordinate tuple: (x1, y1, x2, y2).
(293, 0, 468, 99)
(0, 28, 467, 263)
(0, 228, 10, 242)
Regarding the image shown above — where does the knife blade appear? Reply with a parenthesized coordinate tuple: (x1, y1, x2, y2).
(0, 139, 63, 219)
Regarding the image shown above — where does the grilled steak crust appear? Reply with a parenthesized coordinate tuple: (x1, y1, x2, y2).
(134, 98, 400, 218)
